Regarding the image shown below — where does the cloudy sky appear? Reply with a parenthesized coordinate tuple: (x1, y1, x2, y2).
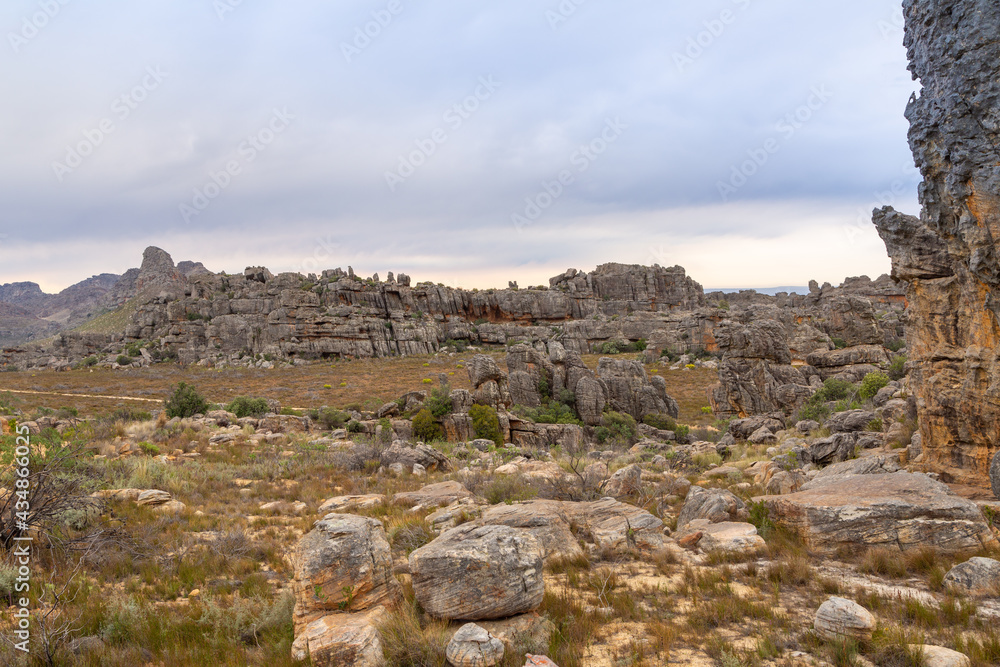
(0, 0, 919, 293)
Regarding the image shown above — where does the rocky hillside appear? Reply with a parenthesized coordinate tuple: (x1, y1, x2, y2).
(873, 0, 1000, 488)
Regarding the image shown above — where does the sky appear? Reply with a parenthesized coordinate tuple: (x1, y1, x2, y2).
(0, 0, 920, 294)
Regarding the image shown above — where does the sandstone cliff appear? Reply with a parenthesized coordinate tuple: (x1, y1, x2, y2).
(873, 0, 1000, 487)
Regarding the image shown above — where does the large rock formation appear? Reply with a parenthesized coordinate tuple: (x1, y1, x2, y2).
(872, 0, 1000, 487)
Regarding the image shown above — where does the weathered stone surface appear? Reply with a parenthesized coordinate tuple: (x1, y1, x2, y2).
(409, 524, 544, 620)
(824, 410, 877, 434)
(524, 656, 559, 667)
(813, 597, 875, 641)
(992, 450, 1000, 500)
(729, 415, 784, 440)
(597, 357, 678, 420)
(758, 472, 998, 555)
(317, 494, 386, 514)
(910, 645, 971, 667)
(446, 623, 505, 667)
(381, 442, 451, 473)
(136, 489, 172, 507)
(474, 498, 663, 559)
(290, 607, 386, 667)
(477, 613, 553, 656)
(808, 433, 857, 466)
(765, 470, 807, 495)
(748, 426, 777, 445)
(393, 481, 473, 509)
(677, 486, 748, 527)
(603, 463, 642, 498)
(811, 455, 900, 481)
(685, 520, 766, 553)
(292, 514, 401, 632)
(872, 0, 1000, 488)
(943, 557, 1000, 596)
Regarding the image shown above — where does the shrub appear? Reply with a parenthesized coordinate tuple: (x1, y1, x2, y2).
(596, 411, 637, 445)
(859, 372, 890, 402)
(643, 413, 677, 431)
(164, 382, 210, 418)
(816, 378, 856, 402)
(138, 441, 160, 456)
(107, 406, 152, 423)
(226, 396, 270, 418)
(309, 407, 351, 430)
(81, 355, 99, 367)
(425, 385, 453, 419)
(412, 408, 442, 442)
(469, 404, 503, 446)
(886, 339, 906, 352)
(116, 355, 132, 366)
(831, 337, 847, 349)
(346, 420, 363, 433)
(888, 354, 907, 381)
(514, 402, 582, 425)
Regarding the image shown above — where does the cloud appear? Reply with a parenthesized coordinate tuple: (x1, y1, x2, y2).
(0, 0, 917, 292)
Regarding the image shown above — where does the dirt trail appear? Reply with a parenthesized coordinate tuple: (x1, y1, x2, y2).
(1, 388, 162, 403)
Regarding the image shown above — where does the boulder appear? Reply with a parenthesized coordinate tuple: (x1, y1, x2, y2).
(291, 607, 386, 667)
(409, 524, 544, 621)
(729, 415, 784, 440)
(603, 464, 642, 498)
(810, 455, 900, 481)
(748, 426, 777, 445)
(292, 514, 401, 632)
(765, 470, 807, 495)
(684, 520, 766, 553)
(381, 442, 451, 473)
(393, 481, 474, 509)
(808, 433, 857, 466)
(677, 486, 748, 528)
(813, 597, 875, 641)
(524, 657, 560, 667)
(909, 646, 970, 667)
(943, 557, 1000, 596)
(757, 473, 998, 555)
(446, 623, 505, 667)
(136, 489, 173, 507)
(824, 410, 877, 434)
(477, 613, 554, 657)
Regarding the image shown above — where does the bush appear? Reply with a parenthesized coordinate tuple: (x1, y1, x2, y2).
(886, 339, 906, 353)
(226, 396, 270, 418)
(596, 411, 637, 445)
(831, 337, 847, 349)
(596, 339, 647, 355)
(643, 413, 677, 431)
(138, 441, 160, 456)
(107, 406, 152, 423)
(859, 372, 890, 402)
(469, 404, 503, 446)
(412, 408, 442, 442)
(309, 407, 350, 430)
(346, 419, 363, 434)
(816, 378, 856, 402)
(425, 385, 453, 419)
(164, 382, 210, 418)
(888, 354, 907, 381)
(116, 355, 132, 366)
(514, 402, 582, 425)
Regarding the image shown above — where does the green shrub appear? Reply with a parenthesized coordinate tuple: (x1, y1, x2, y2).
(425, 385, 453, 419)
(226, 396, 270, 418)
(412, 408, 442, 442)
(309, 407, 351, 430)
(816, 378, 856, 402)
(138, 442, 160, 456)
(515, 402, 582, 425)
(346, 420, 363, 434)
(643, 413, 677, 431)
(81, 355, 99, 367)
(469, 404, 503, 446)
(596, 411, 637, 445)
(164, 382, 210, 418)
(116, 355, 132, 366)
(886, 339, 906, 353)
(859, 372, 890, 402)
(596, 339, 647, 355)
(483, 475, 539, 505)
(108, 406, 152, 423)
(888, 354, 907, 381)
(831, 337, 847, 349)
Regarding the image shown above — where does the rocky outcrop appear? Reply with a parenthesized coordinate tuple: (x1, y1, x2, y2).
(710, 321, 812, 418)
(757, 472, 998, 555)
(872, 1, 1000, 487)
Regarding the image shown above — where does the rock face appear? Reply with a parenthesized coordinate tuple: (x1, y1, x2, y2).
(290, 607, 387, 667)
(991, 451, 1000, 500)
(291, 514, 401, 632)
(872, 1, 1000, 488)
(757, 472, 998, 555)
(409, 524, 544, 621)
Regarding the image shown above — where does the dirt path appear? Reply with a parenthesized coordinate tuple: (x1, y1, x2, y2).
(1, 388, 162, 403)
